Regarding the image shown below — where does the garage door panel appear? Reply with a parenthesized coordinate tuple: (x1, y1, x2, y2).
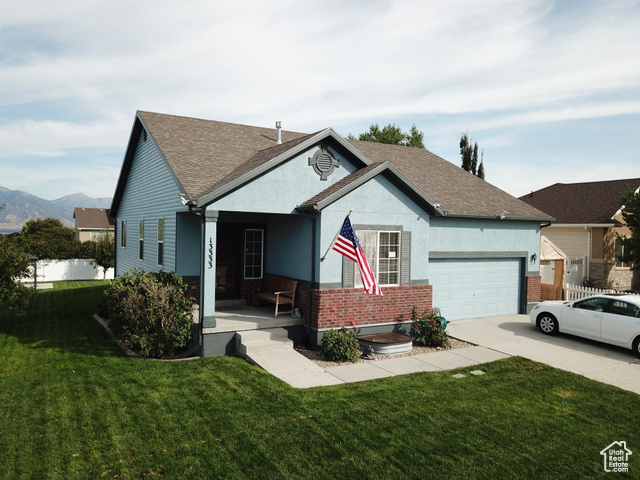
(431, 258, 521, 321)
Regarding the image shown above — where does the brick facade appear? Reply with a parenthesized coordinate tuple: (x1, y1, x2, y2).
(526, 275, 541, 304)
(311, 285, 433, 330)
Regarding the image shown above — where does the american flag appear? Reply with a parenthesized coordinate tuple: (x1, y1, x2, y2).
(332, 216, 382, 295)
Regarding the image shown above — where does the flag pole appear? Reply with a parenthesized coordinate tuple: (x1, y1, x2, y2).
(320, 210, 353, 261)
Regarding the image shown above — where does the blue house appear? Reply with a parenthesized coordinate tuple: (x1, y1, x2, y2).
(110, 111, 552, 356)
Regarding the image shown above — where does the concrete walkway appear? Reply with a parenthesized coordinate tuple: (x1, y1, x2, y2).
(258, 315, 640, 393)
(261, 344, 510, 389)
(447, 314, 640, 395)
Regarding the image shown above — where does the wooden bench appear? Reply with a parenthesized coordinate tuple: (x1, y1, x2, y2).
(251, 276, 297, 316)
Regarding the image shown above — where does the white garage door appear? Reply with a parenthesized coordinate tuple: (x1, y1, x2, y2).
(430, 258, 521, 321)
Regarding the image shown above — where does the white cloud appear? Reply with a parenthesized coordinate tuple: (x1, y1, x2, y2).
(1, 0, 640, 199)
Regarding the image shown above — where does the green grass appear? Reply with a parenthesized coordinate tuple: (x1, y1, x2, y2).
(1, 281, 639, 479)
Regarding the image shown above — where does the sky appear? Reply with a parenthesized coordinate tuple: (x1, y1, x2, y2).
(1, 0, 639, 201)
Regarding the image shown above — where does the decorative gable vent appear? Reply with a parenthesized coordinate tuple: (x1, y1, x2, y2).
(308, 146, 339, 180)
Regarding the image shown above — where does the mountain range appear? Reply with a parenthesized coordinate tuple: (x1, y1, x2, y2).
(0, 187, 112, 234)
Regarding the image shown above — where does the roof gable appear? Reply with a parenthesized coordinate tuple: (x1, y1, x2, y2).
(298, 161, 443, 215)
(519, 178, 640, 224)
(196, 127, 372, 207)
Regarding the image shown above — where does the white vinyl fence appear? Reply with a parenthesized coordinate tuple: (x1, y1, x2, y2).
(20, 259, 114, 284)
(564, 283, 618, 301)
(565, 257, 586, 287)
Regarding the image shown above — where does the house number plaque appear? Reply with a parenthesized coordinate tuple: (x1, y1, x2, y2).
(208, 238, 213, 269)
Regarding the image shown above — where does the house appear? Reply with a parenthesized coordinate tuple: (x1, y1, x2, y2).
(110, 111, 552, 356)
(73, 207, 115, 242)
(519, 178, 640, 292)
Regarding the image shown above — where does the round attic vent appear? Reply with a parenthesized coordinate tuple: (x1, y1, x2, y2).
(308, 146, 339, 180)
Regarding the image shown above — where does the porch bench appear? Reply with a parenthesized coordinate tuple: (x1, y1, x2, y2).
(251, 275, 297, 316)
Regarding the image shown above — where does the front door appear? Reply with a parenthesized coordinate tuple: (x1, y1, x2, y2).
(216, 225, 243, 299)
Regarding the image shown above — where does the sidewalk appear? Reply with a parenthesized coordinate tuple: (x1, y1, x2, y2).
(276, 345, 511, 389)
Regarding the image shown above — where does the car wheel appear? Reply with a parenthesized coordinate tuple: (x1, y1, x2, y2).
(537, 313, 558, 335)
(633, 336, 640, 359)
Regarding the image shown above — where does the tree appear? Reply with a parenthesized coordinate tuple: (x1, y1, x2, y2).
(0, 206, 35, 312)
(349, 123, 426, 149)
(91, 235, 115, 280)
(460, 132, 485, 179)
(617, 187, 640, 282)
(14, 218, 84, 260)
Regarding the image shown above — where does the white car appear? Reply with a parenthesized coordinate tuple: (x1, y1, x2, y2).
(530, 294, 640, 357)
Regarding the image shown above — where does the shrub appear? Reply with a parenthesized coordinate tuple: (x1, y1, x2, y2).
(106, 269, 195, 358)
(320, 328, 360, 363)
(409, 308, 449, 348)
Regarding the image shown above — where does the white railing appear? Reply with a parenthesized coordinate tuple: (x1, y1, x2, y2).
(564, 283, 617, 301)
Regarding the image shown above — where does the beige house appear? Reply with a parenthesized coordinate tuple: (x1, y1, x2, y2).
(73, 207, 115, 242)
(520, 178, 639, 293)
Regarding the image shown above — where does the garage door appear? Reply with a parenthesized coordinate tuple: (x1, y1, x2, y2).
(429, 258, 521, 321)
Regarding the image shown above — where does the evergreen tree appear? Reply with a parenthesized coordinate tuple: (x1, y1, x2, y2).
(477, 150, 486, 180)
(460, 132, 485, 180)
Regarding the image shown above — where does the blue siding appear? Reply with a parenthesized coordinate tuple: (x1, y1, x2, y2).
(115, 132, 190, 276)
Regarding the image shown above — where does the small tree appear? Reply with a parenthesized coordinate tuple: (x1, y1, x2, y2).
(0, 206, 35, 312)
(349, 123, 426, 149)
(617, 187, 640, 280)
(91, 235, 115, 280)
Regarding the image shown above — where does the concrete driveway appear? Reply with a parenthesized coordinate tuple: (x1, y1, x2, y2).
(446, 314, 640, 395)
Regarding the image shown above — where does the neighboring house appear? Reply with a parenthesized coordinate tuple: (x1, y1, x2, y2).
(110, 111, 552, 356)
(73, 207, 115, 242)
(519, 178, 640, 292)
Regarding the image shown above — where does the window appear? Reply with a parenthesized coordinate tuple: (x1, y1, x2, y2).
(139, 220, 144, 261)
(609, 300, 640, 318)
(244, 229, 263, 279)
(121, 220, 127, 248)
(540, 260, 555, 285)
(615, 238, 628, 268)
(355, 230, 401, 286)
(574, 297, 610, 312)
(157, 217, 164, 266)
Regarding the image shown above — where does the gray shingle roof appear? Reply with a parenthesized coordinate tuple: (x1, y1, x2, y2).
(518, 178, 640, 224)
(135, 111, 551, 221)
(138, 111, 310, 200)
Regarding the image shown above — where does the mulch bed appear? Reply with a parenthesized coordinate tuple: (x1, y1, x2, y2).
(295, 337, 473, 369)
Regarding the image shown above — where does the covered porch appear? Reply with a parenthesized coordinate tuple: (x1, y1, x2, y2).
(206, 300, 306, 333)
(199, 299, 307, 356)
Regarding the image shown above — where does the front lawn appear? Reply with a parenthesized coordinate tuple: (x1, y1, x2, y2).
(1, 281, 638, 479)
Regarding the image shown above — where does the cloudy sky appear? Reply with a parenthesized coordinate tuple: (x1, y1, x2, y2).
(1, 0, 639, 201)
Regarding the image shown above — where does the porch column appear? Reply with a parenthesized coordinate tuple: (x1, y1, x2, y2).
(201, 210, 218, 328)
